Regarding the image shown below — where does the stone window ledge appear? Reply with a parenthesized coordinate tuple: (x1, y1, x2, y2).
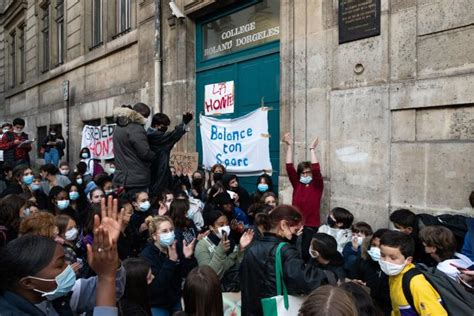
(6, 29, 138, 98)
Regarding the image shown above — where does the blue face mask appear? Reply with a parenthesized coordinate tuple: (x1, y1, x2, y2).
(29, 265, 77, 300)
(76, 178, 83, 185)
(139, 201, 151, 212)
(69, 191, 80, 201)
(81, 153, 89, 159)
(257, 183, 269, 192)
(159, 231, 175, 247)
(367, 247, 381, 262)
(300, 175, 312, 184)
(57, 200, 70, 210)
(23, 175, 34, 185)
(31, 183, 42, 191)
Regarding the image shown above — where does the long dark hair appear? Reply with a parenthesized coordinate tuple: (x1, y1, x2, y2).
(183, 266, 223, 316)
(0, 235, 57, 292)
(64, 183, 88, 213)
(170, 199, 191, 230)
(0, 194, 26, 233)
(121, 258, 151, 316)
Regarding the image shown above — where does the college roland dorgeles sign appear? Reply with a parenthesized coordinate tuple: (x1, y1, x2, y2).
(202, 1, 280, 60)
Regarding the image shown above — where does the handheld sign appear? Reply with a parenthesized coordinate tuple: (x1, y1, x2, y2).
(204, 81, 235, 116)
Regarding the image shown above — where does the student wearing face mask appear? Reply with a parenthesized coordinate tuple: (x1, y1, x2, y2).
(129, 191, 155, 253)
(0, 118, 32, 167)
(308, 233, 345, 282)
(342, 221, 373, 276)
(282, 133, 324, 263)
(195, 210, 254, 292)
(64, 183, 88, 221)
(79, 147, 104, 180)
(40, 163, 71, 196)
(352, 229, 393, 315)
(0, 219, 126, 315)
(222, 174, 251, 214)
(251, 174, 274, 204)
(48, 186, 78, 223)
(147, 111, 193, 196)
(379, 231, 448, 316)
(0, 165, 31, 197)
(318, 207, 354, 253)
(140, 216, 197, 316)
(58, 161, 71, 177)
(56, 214, 81, 267)
(240, 205, 331, 316)
(190, 170, 206, 202)
(41, 128, 66, 167)
(170, 199, 200, 258)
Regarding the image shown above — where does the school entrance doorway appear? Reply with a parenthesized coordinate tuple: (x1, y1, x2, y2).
(195, 0, 281, 192)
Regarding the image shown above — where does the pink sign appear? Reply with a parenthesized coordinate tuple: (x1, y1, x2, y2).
(204, 81, 235, 116)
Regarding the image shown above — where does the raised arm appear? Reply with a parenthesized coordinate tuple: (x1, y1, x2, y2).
(282, 132, 293, 164)
(309, 137, 320, 164)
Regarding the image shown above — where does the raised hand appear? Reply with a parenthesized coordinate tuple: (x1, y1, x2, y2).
(183, 239, 196, 258)
(100, 196, 124, 244)
(282, 132, 292, 145)
(239, 230, 255, 251)
(86, 221, 119, 278)
(183, 111, 194, 125)
(168, 241, 178, 262)
(310, 136, 320, 149)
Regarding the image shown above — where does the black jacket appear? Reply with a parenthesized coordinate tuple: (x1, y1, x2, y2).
(139, 242, 197, 309)
(355, 257, 391, 315)
(147, 123, 186, 196)
(113, 107, 155, 189)
(241, 233, 330, 316)
(41, 134, 66, 156)
(310, 251, 346, 282)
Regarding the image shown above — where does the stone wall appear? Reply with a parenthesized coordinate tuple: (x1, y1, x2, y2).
(0, 0, 156, 166)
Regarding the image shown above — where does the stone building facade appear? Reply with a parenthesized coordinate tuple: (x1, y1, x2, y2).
(1, 0, 473, 227)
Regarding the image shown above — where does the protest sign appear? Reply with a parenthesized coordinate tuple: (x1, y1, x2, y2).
(81, 124, 116, 159)
(200, 108, 272, 175)
(204, 81, 235, 115)
(170, 152, 199, 175)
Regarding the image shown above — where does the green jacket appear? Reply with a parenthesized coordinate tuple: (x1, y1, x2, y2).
(195, 236, 244, 278)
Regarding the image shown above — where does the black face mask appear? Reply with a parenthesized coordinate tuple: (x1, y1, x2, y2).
(192, 178, 203, 187)
(158, 126, 168, 133)
(327, 215, 337, 227)
(213, 172, 223, 182)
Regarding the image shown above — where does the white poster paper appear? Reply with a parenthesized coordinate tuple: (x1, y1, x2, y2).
(81, 124, 116, 159)
(200, 108, 272, 175)
(204, 81, 235, 115)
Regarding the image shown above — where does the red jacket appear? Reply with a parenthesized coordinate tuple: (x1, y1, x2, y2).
(0, 132, 31, 163)
(286, 163, 324, 227)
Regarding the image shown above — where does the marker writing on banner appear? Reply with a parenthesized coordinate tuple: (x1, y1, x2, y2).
(210, 124, 252, 167)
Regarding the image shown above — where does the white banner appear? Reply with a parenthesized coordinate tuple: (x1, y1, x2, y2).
(200, 108, 272, 175)
(81, 124, 116, 159)
(204, 81, 235, 115)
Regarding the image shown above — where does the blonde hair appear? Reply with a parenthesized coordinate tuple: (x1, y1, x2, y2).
(145, 215, 173, 237)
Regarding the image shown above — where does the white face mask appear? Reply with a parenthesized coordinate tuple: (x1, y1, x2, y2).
(216, 225, 231, 239)
(378, 259, 408, 276)
(356, 236, 364, 246)
(60, 169, 69, 176)
(65, 227, 78, 241)
(367, 247, 381, 261)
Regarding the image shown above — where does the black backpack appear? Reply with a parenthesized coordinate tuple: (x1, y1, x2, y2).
(417, 213, 471, 251)
(402, 264, 474, 315)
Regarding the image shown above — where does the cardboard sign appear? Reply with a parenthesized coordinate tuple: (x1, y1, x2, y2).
(81, 124, 116, 159)
(170, 152, 199, 175)
(200, 108, 272, 175)
(204, 81, 235, 116)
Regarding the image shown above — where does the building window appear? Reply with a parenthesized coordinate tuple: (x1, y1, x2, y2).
(41, 2, 50, 72)
(9, 32, 16, 87)
(19, 24, 25, 84)
(92, 0, 103, 48)
(117, 0, 131, 34)
(37, 126, 48, 158)
(56, 0, 65, 65)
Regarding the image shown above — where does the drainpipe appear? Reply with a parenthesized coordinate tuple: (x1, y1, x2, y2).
(154, 0, 163, 113)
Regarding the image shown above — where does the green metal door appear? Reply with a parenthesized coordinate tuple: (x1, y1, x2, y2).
(195, 1, 280, 192)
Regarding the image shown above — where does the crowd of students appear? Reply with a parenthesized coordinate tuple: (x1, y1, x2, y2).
(0, 105, 473, 316)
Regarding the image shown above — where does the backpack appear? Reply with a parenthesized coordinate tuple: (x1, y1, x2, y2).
(417, 213, 471, 251)
(402, 264, 474, 315)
